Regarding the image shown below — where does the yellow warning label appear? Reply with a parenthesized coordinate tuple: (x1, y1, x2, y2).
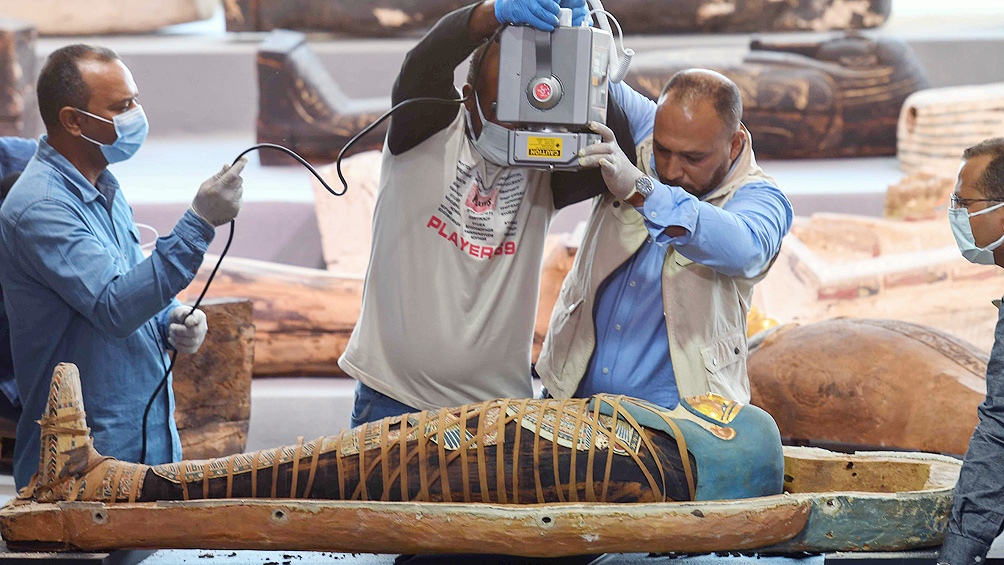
(526, 136, 563, 159)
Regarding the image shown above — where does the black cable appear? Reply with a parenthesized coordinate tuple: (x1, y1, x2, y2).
(139, 144, 341, 464)
(140, 25, 505, 463)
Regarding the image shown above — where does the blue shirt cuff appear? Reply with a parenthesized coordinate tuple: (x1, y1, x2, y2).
(635, 182, 698, 245)
(938, 532, 992, 565)
(174, 208, 215, 252)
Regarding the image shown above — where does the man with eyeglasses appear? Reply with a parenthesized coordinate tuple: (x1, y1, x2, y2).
(940, 137, 1004, 565)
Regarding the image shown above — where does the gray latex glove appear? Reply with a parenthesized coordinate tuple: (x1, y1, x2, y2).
(168, 306, 208, 354)
(577, 121, 645, 200)
(191, 157, 247, 226)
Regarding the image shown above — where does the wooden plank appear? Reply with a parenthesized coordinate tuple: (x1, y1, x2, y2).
(1, 446, 961, 555)
(1, 497, 812, 554)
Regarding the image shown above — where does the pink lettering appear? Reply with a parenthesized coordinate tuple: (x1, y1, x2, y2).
(469, 244, 481, 257)
(427, 216, 442, 229)
(480, 246, 493, 259)
(447, 232, 459, 245)
(505, 241, 517, 255)
(459, 237, 469, 252)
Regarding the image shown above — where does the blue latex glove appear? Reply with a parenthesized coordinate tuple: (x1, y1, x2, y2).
(560, 0, 588, 26)
(495, 0, 561, 31)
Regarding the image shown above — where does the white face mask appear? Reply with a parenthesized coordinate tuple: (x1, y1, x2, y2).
(949, 200, 1004, 265)
(465, 92, 510, 167)
(76, 105, 149, 164)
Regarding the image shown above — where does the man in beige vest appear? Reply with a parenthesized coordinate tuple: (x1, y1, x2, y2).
(536, 69, 793, 407)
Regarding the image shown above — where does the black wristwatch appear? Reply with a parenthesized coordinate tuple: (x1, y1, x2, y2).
(633, 175, 655, 199)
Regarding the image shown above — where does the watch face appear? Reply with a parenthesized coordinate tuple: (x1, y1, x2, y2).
(636, 175, 654, 196)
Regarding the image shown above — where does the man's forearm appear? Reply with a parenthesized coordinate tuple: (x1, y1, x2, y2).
(387, 2, 500, 155)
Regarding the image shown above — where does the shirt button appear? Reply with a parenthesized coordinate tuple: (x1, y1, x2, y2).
(602, 368, 610, 374)
(612, 201, 621, 208)
(629, 281, 637, 287)
(569, 303, 577, 313)
(614, 324, 621, 331)
(734, 347, 740, 355)
(712, 358, 718, 367)
(650, 211, 657, 218)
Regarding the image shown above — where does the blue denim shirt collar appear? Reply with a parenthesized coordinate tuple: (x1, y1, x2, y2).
(36, 135, 119, 208)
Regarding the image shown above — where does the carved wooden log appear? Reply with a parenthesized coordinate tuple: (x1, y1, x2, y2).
(171, 298, 255, 460)
(0, 19, 37, 138)
(897, 83, 1004, 178)
(183, 239, 573, 377)
(627, 33, 930, 159)
(227, 0, 891, 35)
(748, 318, 986, 456)
(0, 0, 215, 35)
(182, 257, 362, 377)
(257, 30, 389, 166)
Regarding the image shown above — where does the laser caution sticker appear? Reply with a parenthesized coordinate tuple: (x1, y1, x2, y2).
(525, 136, 563, 159)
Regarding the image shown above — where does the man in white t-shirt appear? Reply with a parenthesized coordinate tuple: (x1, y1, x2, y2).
(339, 0, 639, 426)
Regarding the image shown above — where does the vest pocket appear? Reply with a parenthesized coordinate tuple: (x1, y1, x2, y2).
(700, 328, 744, 375)
(543, 287, 586, 381)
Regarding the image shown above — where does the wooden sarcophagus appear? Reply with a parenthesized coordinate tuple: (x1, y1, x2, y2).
(748, 318, 986, 456)
(626, 33, 930, 159)
(226, 0, 892, 36)
(0, 363, 959, 555)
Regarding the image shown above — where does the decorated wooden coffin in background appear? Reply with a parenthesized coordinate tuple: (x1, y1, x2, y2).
(256, 30, 389, 166)
(0, 19, 37, 138)
(226, 0, 891, 36)
(748, 318, 985, 456)
(626, 33, 930, 159)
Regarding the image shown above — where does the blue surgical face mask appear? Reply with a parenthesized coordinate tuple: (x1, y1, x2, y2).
(76, 105, 149, 164)
(949, 201, 1004, 265)
(465, 92, 510, 167)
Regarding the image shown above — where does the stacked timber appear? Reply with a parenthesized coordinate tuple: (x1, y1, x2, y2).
(172, 298, 255, 459)
(227, 0, 891, 35)
(627, 33, 930, 159)
(0, 0, 215, 35)
(0, 19, 37, 137)
(897, 82, 1004, 178)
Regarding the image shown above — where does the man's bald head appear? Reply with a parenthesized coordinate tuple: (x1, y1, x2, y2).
(650, 69, 745, 197)
(658, 69, 743, 137)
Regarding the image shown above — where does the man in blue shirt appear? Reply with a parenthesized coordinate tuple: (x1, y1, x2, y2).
(0, 45, 246, 489)
(536, 69, 793, 408)
(0, 137, 38, 424)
